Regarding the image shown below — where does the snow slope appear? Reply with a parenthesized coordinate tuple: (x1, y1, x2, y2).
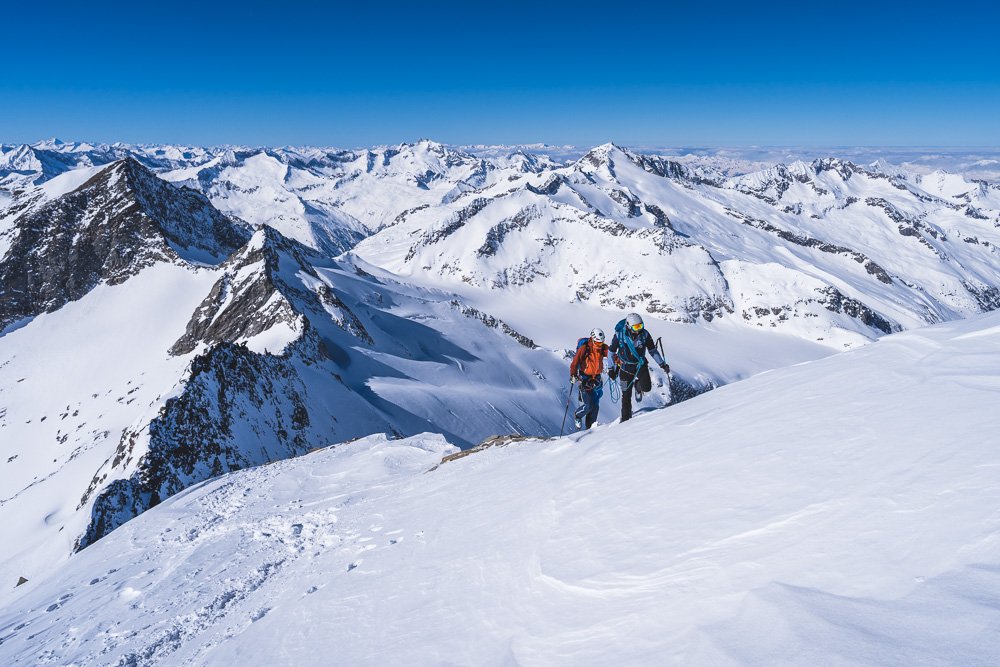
(3, 312, 999, 665)
(0, 263, 220, 601)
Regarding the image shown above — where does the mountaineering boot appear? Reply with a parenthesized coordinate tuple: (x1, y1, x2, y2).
(574, 415, 583, 429)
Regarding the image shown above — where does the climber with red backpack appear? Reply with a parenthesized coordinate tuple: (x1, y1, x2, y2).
(568, 327, 611, 430)
(609, 313, 670, 422)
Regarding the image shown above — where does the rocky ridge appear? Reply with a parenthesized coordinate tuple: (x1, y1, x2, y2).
(0, 158, 248, 331)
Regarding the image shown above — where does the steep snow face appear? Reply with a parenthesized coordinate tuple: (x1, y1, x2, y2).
(354, 144, 1000, 348)
(3, 312, 999, 665)
(0, 262, 221, 609)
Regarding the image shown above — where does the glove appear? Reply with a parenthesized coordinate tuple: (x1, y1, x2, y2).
(660, 362, 670, 374)
(608, 366, 619, 380)
(570, 375, 579, 384)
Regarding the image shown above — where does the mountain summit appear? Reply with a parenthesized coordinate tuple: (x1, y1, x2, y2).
(0, 158, 248, 331)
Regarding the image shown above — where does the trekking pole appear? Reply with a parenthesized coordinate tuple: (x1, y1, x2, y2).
(559, 380, 575, 437)
(656, 337, 673, 404)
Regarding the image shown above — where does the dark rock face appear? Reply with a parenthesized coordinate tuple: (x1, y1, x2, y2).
(817, 287, 898, 335)
(449, 299, 537, 348)
(75, 478, 145, 550)
(865, 197, 947, 257)
(812, 158, 857, 181)
(171, 226, 373, 356)
(726, 208, 894, 285)
(963, 281, 1000, 311)
(668, 374, 716, 404)
(526, 175, 566, 196)
(740, 290, 898, 336)
(172, 228, 305, 355)
(77, 228, 380, 550)
(634, 154, 720, 185)
(606, 189, 643, 217)
(581, 146, 618, 179)
(477, 206, 542, 258)
(76, 341, 314, 549)
(644, 204, 676, 232)
(0, 158, 248, 331)
(647, 295, 735, 323)
(406, 197, 492, 260)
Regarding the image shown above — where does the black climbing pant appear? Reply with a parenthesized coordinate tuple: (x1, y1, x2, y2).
(619, 364, 651, 422)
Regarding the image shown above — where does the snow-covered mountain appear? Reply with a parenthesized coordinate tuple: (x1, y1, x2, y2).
(0, 140, 219, 201)
(156, 140, 514, 255)
(354, 143, 1000, 348)
(0, 158, 249, 331)
(0, 159, 578, 596)
(2, 138, 1000, 648)
(6, 139, 999, 353)
(2, 310, 998, 665)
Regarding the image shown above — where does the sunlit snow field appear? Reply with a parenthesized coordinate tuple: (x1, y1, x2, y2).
(3, 312, 999, 665)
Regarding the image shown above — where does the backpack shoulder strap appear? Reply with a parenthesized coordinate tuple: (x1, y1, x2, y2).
(616, 321, 643, 367)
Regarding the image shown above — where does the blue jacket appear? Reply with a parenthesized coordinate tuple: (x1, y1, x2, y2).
(610, 328, 665, 369)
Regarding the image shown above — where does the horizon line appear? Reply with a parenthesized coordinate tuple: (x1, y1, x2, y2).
(6, 138, 1000, 153)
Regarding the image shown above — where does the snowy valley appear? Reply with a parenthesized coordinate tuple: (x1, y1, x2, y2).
(1, 138, 999, 664)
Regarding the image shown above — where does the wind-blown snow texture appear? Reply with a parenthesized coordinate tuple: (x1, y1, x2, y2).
(2, 312, 999, 665)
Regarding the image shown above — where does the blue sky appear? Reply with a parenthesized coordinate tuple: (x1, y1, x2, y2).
(2, 0, 998, 146)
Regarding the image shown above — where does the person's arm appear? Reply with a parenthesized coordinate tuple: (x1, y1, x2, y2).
(605, 341, 619, 378)
(570, 344, 586, 378)
(645, 332, 669, 371)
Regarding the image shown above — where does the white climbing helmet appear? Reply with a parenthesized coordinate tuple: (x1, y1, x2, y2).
(625, 313, 644, 332)
(590, 327, 605, 342)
